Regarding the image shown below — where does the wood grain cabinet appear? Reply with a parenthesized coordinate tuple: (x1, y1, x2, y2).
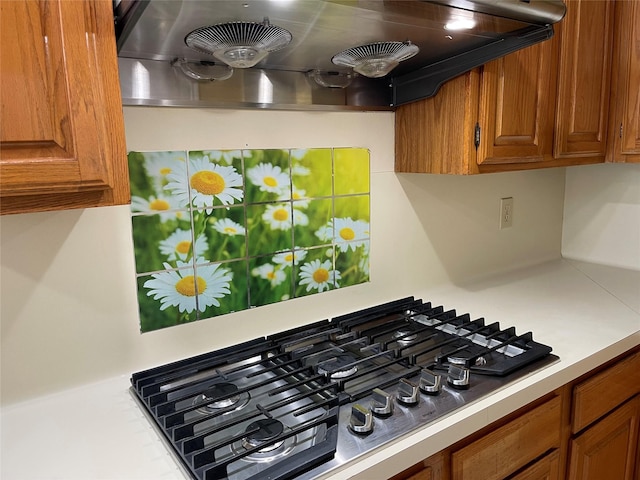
(567, 350, 640, 480)
(0, 0, 129, 215)
(607, 0, 640, 163)
(395, 0, 616, 174)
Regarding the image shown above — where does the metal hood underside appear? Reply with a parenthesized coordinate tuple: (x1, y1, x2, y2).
(115, 0, 566, 111)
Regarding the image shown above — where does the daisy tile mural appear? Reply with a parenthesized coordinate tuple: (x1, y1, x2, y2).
(128, 148, 370, 332)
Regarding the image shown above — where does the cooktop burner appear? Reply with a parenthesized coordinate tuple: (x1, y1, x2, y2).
(130, 296, 557, 480)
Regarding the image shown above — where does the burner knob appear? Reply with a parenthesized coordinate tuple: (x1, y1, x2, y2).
(349, 404, 374, 435)
(371, 388, 394, 417)
(447, 364, 470, 390)
(419, 369, 442, 395)
(397, 378, 420, 405)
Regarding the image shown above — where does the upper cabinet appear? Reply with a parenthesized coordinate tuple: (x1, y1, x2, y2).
(0, 0, 129, 215)
(396, 0, 616, 174)
(608, 0, 640, 163)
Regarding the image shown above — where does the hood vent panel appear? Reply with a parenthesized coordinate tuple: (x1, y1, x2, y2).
(115, 0, 566, 111)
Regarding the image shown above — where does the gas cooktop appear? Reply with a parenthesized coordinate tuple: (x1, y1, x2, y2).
(130, 296, 557, 480)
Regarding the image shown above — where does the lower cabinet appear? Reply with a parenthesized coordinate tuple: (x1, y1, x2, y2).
(451, 396, 561, 480)
(567, 396, 640, 480)
(393, 347, 640, 480)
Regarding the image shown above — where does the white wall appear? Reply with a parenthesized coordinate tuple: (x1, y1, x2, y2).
(0, 107, 565, 405)
(562, 163, 640, 270)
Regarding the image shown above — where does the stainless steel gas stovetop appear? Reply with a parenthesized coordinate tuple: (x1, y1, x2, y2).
(130, 296, 557, 480)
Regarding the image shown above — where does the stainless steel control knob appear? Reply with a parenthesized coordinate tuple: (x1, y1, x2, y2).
(371, 388, 394, 416)
(447, 364, 470, 389)
(349, 404, 374, 434)
(397, 378, 420, 405)
(419, 369, 442, 395)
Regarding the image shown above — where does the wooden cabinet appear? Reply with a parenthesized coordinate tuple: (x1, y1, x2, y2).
(567, 396, 640, 480)
(511, 450, 561, 480)
(567, 350, 640, 480)
(451, 395, 562, 480)
(608, 0, 640, 163)
(396, 0, 616, 174)
(0, 0, 129, 215)
(554, 0, 615, 162)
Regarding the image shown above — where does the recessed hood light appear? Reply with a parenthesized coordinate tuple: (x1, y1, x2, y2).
(331, 41, 420, 78)
(184, 19, 292, 69)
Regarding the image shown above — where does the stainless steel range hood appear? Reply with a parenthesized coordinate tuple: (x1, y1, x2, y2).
(115, 0, 566, 111)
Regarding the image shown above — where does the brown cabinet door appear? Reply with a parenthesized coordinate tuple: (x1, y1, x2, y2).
(554, 0, 615, 162)
(511, 450, 561, 480)
(476, 36, 558, 166)
(0, 0, 128, 215)
(609, 0, 640, 163)
(451, 396, 562, 480)
(568, 396, 640, 480)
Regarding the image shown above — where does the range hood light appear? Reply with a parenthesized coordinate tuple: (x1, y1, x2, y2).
(444, 18, 477, 30)
(332, 41, 420, 78)
(184, 19, 292, 69)
(217, 46, 267, 69)
(307, 70, 355, 88)
(172, 58, 234, 81)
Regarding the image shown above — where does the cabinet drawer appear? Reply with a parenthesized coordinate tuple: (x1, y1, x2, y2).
(451, 395, 561, 480)
(572, 350, 640, 433)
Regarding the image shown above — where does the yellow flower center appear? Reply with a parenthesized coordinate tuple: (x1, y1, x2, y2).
(175, 240, 191, 255)
(313, 268, 330, 284)
(149, 198, 170, 211)
(264, 176, 278, 187)
(339, 227, 356, 241)
(159, 167, 172, 175)
(175, 275, 206, 297)
(190, 170, 225, 195)
(223, 227, 237, 234)
(284, 254, 293, 262)
(273, 208, 289, 222)
(293, 192, 301, 200)
(267, 271, 276, 280)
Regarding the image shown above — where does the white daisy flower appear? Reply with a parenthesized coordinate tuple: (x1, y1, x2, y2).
(280, 186, 310, 209)
(314, 223, 333, 243)
(316, 217, 370, 252)
(262, 204, 293, 230)
(251, 263, 287, 287)
(211, 217, 246, 236)
(159, 229, 208, 261)
(272, 249, 307, 267)
(247, 163, 290, 194)
(291, 164, 311, 176)
(165, 157, 244, 212)
(293, 208, 309, 227)
(206, 150, 240, 166)
(298, 259, 341, 293)
(143, 152, 184, 188)
(130, 195, 185, 222)
(143, 259, 232, 313)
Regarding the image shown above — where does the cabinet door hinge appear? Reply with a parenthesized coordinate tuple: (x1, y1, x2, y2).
(620, 123, 623, 139)
(474, 123, 481, 149)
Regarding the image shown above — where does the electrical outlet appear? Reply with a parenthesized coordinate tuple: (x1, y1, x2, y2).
(500, 197, 513, 229)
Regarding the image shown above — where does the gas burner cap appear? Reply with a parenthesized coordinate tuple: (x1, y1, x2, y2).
(392, 327, 418, 345)
(317, 354, 358, 379)
(243, 419, 285, 452)
(193, 382, 250, 413)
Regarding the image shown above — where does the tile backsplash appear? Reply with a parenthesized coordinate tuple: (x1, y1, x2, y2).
(128, 148, 370, 332)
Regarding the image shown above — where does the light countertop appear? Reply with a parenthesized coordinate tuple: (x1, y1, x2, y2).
(2, 259, 639, 480)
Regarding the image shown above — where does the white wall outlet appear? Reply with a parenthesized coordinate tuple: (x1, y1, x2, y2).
(500, 197, 514, 229)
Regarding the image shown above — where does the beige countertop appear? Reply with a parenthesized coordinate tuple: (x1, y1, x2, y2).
(2, 259, 639, 480)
